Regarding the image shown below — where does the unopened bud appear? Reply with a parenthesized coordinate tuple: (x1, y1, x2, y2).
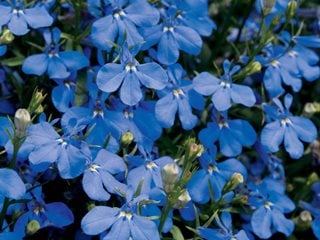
(262, 0, 277, 15)
(286, 1, 297, 20)
(26, 220, 41, 235)
(121, 131, 134, 145)
(304, 102, 320, 115)
(311, 140, 320, 166)
(14, 108, 31, 138)
(295, 210, 312, 231)
(28, 89, 46, 115)
(173, 190, 191, 209)
(0, 29, 14, 45)
(223, 172, 244, 193)
(161, 163, 179, 193)
(190, 143, 205, 157)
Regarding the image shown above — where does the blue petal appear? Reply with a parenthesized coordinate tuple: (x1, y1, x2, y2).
(130, 215, 160, 240)
(0, 6, 11, 27)
(280, 69, 302, 92)
(228, 119, 256, 147)
(125, 1, 159, 26)
(192, 72, 220, 96)
(157, 32, 179, 65)
(219, 158, 247, 180)
(8, 14, 29, 36)
(312, 217, 320, 239)
(82, 170, 111, 201)
(177, 96, 197, 130)
(261, 121, 285, 153)
(187, 169, 210, 204)
(52, 84, 74, 112)
(103, 218, 130, 240)
(290, 117, 317, 143)
(23, 6, 53, 29)
(271, 209, 294, 236)
(57, 145, 86, 179)
(231, 84, 256, 107)
(263, 67, 284, 98)
(174, 26, 202, 55)
(0, 169, 26, 199)
(97, 63, 125, 93)
(22, 54, 48, 76)
(199, 123, 220, 149)
(212, 87, 232, 111)
(219, 127, 242, 157)
(91, 16, 118, 50)
(284, 125, 304, 159)
(117, 18, 144, 47)
(120, 73, 142, 106)
(45, 202, 74, 227)
(59, 51, 89, 71)
(0, 117, 12, 146)
(81, 206, 118, 235)
(221, 212, 232, 230)
(141, 25, 162, 50)
(28, 142, 59, 165)
(251, 207, 272, 239)
(155, 93, 178, 128)
(198, 227, 226, 239)
(136, 63, 167, 90)
(134, 108, 162, 141)
(297, 57, 320, 81)
(99, 170, 128, 195)
(94, 149, 126, 174)
(47, 57, 70, 79)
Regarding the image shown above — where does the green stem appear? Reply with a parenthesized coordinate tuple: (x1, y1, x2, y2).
(158, 200, 173, 233)
(0, 198, 10, 232)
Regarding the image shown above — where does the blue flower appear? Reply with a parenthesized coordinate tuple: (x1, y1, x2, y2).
(188, 150, 247, 203)
(155, 64, 204, 130)
(248, 178, 295, 239)
(14, 185, 74, 237)
(0, 45, 7, 56)
(199, 212, 249, 240)
(82, 149, 127, 201)
(27, 121, 89, 179)
(22, 28, 89, 79)
(90, 0, 159, 50)
(193, 60, 256, 111)
(261, 94, 317, 159)
(141, 9, 202, 65)
(97, 47, 168, 106)
(199, 111, 257, 157)
(81, 189, 160, 240)
(0, 168, 26, 200)
(0, 0, 53, 36)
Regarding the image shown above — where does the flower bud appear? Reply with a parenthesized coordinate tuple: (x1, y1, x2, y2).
(223, 172, 244, 193)
(121, 131, 134, 145)
(311, 140, 320, 166)
(262, 0, 277, 15)
(190, 143, 205, 157)
(295, 210, 312, 231)
(173, 190, 191, 209)
(28, 89, 46, 115)
(26, 220, 41, 235)
(161, 163, 179, 193)
(14, 108, 31, 138)
(0, 29, 14, 45)
(286, 0, 297, 20)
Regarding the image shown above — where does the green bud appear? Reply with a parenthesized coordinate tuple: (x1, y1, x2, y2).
(223, 172, 244, 193)
(121, 131, 134, 145)
(304, 102, 320, 115)
(173, 190, 191, 209)
(295, 210, 312, 231)
(286, 0, 297, 20)
(241, 61, 262, 77)
(28, 89, 46, 115)
(161, 162, 179, 193)
(0, 29, 14, 45)
(26, 220, 41, 235)
(189, 143, 205, 158)
(14, 108, 31, 138)
(87, 202, 96, 211)
(262, 0, 277, 15)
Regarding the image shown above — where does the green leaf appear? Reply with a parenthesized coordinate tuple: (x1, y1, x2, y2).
(170, 225, 184, 240)
(1, 56, 25, 67)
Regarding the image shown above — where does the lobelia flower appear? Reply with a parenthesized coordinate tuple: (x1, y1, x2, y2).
(96, 46, 168, 106)
(90, 0, 159, 50)
(82, 149, 127, 201)
(199, 111, 257, 157)
(141, 8, 203, 65)
(27, 120, 89, 179)
(261, 94, 317, 159)
(13, 185, 74, 237)
(22, 27, 89, 79)
(126, 154, 174, 194)
(199, 212, 249, 240)
(81, 188, 160, 240)
(193, 60, 256, 111)
(248, 178, 295, 239)
(155, 64, 204, 130)
(187, 150, 247, 203)
(0, 0, 53, 36)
